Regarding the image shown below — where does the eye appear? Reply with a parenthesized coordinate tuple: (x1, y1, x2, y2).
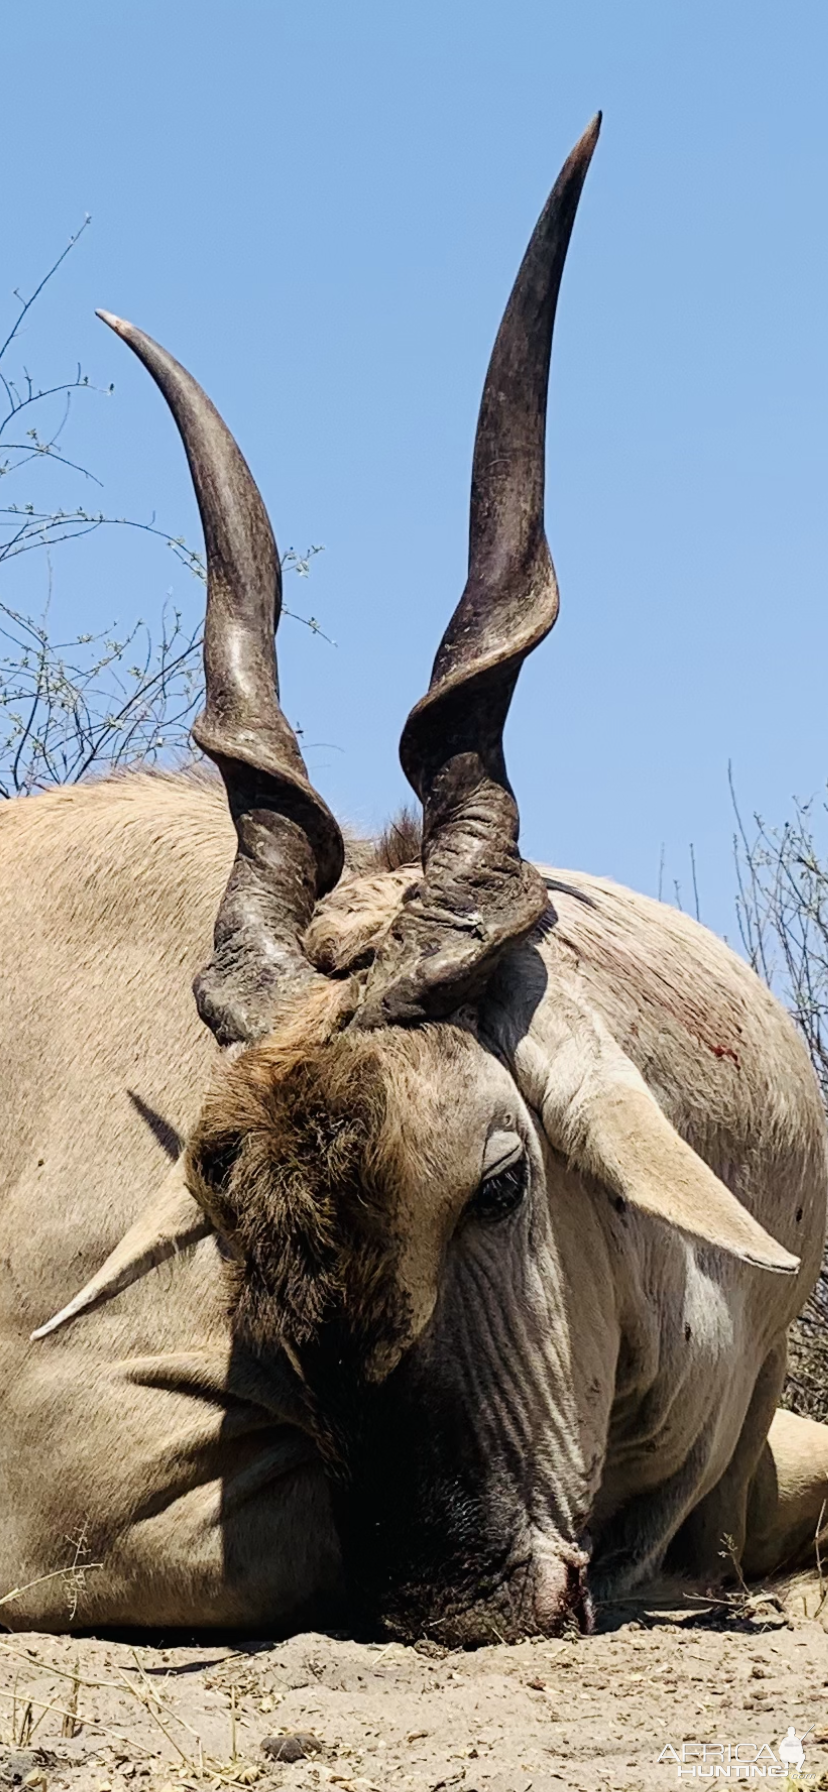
(470, 1154, 527, 1224)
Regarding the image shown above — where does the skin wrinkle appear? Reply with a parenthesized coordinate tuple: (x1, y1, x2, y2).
(449, 1243, 585, 1544)
(450, 1247, 545, 1494)
(412, 1120, 606, 1566)
(459, 1235, 565, 1468)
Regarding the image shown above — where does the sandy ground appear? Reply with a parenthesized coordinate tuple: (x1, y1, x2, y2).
(1, 1579, 827, 1792)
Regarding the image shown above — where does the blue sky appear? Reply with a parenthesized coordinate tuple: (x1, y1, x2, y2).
(2, 1, 826, 943)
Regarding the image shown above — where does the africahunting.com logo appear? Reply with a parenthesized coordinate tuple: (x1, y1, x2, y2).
(657, 1720, 822, 1778)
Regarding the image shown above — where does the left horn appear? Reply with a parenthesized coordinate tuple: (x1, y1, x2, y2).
(97, 311, 344, 1046)
(355, 116, 601, 1027)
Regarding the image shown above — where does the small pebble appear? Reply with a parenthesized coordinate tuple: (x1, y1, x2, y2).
(261, 1731, 323, 1763)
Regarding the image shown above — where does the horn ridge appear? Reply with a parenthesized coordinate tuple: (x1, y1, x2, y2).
(354, 117, 600, 1029)
(97, 312, 344, 1046)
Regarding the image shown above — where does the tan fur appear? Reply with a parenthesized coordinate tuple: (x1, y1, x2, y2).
(743, 1408, 828, 1576)
(304, 867, 418, 975)
(30, 1157, 210, 1338)
(1, 774, 826, 1633)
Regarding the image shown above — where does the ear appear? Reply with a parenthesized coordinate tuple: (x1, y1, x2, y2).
(513, 1026, 799, 1275)
(574, 1077, 799, 1272)
(30, 1157, 213, 1340)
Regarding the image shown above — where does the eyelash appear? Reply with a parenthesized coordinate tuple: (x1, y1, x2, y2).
(470, 1156, 527, 1223)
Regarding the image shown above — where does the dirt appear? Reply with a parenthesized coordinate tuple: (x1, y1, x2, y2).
(1, 1579, 827, 1792)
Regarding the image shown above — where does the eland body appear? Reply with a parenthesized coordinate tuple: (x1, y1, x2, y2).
(2, 119, 827, 1642)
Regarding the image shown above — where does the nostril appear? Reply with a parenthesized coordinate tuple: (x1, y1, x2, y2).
(529, 1546, 593, 1636)
(564, 1557, 594, 1634)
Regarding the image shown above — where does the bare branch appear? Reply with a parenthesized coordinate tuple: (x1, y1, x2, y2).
(0, 227, 331, 797)
(732, 773, 828, 1422)
(0, 216, 92, 365)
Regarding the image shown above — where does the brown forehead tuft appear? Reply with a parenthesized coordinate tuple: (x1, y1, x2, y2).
(187, 1027, 387, 1335)
(185, 1013, 479, 1377)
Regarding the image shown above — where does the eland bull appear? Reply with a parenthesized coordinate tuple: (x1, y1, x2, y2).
(1, 117, 827, 1644)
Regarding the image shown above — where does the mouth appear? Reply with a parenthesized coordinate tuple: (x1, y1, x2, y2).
(357, 1540, 594, 1648)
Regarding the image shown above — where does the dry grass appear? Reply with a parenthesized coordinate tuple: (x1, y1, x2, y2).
(0, 1635, 268, 1789)
(786, 1271, 828, 1425)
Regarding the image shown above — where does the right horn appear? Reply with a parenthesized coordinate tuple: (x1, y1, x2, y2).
(97, 312, 345, 1047)
(356, 116, 601, 1028)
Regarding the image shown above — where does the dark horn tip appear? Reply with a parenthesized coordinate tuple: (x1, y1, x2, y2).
(574, 113, 602, 164)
